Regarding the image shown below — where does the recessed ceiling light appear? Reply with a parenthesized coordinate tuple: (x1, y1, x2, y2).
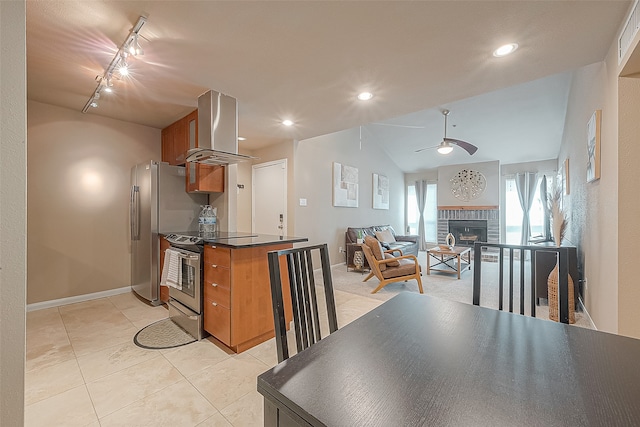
(238, 136, 246, 141)
(357, 92, 374, 101)
(493, 43, 518, 57)
(282, 119, 294, 126)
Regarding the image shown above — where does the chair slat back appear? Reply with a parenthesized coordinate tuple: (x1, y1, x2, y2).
(472, 242, 571, 323)
(267, 243, 338, 363)
(360, 244, 382, 279)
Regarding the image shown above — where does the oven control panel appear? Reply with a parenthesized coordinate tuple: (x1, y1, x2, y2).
(165, 234, 203, 245)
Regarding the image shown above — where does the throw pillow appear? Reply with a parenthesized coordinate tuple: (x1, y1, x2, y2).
(375, 229, 396, 244)
(364, 235, 386, 271)
(384, 253, 400, 267)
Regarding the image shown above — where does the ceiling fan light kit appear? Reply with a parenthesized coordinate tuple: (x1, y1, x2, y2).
(415, 109, 478, 155)
(437, 143, 454, 155)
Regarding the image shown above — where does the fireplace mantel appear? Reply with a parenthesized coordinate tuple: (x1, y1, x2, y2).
(438, 205, 499, 211)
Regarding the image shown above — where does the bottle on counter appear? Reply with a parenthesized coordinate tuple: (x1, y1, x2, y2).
(199, 205, 213, 235)
(210, 207, 217, 233)
(199, 205, 218, 236)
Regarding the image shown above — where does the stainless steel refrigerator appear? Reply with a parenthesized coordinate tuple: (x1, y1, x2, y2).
(130, 161, 207, 305)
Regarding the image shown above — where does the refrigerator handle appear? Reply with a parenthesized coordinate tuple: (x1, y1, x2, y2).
(130, 185, 140, 240)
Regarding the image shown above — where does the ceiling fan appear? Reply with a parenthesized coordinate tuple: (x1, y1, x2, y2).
(415, 110, 478, 155)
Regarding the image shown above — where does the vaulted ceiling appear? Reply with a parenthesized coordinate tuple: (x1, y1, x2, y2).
(26, 1, 631, 172)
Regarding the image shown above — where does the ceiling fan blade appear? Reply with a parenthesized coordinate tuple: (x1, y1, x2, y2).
(372, 122, 425, 129)
(414, 144, 439, 153)
(445, 138, 478, 155)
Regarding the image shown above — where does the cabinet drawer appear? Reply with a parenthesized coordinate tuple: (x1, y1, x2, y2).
(205, 245, 231, 268)
(204, 298, 231, 346)
(204, 281, 230, 309)
(204, 263, 230, 288)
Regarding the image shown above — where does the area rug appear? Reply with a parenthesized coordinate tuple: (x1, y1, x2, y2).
(325, 251, 593, 328)
(133, 318, 196, 349)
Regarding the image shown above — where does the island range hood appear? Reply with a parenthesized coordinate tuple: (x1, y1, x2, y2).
(185, 90, 256, 165)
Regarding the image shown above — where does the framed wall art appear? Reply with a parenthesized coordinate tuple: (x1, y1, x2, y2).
(333, 162, 358, 207)
(587, 109, 602, 182)
(372, 173, 389, 209)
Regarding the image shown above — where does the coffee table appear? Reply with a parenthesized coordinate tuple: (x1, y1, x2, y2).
(427, 246, 471, 279)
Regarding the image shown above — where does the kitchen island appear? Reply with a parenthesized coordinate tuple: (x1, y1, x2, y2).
(200, 233, 307, 353)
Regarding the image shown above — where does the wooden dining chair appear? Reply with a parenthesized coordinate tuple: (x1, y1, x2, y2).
(267, 243, 338, 363)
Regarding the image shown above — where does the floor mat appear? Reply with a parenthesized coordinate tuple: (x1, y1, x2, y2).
(133, 318, 196, 350)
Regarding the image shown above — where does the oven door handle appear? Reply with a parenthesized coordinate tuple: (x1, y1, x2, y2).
(176, 252, 200, 270)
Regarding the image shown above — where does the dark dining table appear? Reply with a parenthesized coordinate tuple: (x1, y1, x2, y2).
(257, 292, 640, 426)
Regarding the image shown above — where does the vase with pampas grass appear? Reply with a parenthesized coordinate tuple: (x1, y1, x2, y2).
(547, 189, 575, 323)
(550, 189, 567, 247)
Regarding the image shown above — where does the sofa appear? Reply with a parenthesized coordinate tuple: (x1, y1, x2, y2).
(345, 225, 419, 268)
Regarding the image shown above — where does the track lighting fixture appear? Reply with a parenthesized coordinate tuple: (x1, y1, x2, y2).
(82, 15, 147, 113)
(118, 58, 129, 77)
(102, 78, 113, 93)
(128, 33, 144, 56)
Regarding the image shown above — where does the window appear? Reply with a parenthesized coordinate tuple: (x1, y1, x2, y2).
(504, 176, 552, 244)
(407, 183, 437, 243)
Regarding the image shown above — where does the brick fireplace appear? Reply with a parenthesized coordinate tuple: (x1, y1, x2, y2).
(437, 207, 499, 247)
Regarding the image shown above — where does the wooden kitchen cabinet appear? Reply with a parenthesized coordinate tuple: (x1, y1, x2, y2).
(184, 109, 226, 193)
(161, 124, 175, 165)
(203, 243, 293, 352)
(161, 110, 191, 166)
(186, 163, 225, 193)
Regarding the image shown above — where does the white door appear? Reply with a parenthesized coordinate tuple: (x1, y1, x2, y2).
(252, 159, 287, 236)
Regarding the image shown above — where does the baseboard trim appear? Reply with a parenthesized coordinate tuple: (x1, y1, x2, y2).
(27, 286, 132, 312)
(578, 297, 597, 330)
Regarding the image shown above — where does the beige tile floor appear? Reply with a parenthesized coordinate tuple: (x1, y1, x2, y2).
(25, 288, 381, 427)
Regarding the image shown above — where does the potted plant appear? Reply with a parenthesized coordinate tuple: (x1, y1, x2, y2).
(356, 230, 364, 244)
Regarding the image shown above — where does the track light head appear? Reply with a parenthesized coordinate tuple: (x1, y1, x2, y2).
(118, 57, 129, 76)
(128, 34, 144, 56)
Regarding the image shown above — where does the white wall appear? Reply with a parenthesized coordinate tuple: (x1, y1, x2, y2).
(617, 75, 640, 338)
(27, 101, 160, 303)
(437, 161, 500, 206)
(293, 127, 405, 264)
(236, 158, 253, 232)
(0, 1, 26, 423)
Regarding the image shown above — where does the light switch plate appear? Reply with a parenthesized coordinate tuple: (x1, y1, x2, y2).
(299, 198, 307, 206)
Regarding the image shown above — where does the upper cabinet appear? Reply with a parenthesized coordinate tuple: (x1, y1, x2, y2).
(161, 111, 190, 166)
(162, 109, 225, 193)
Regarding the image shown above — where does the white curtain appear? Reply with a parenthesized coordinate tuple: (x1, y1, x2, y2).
(414, 180, 428, 251)
(515, 172, 538, 246)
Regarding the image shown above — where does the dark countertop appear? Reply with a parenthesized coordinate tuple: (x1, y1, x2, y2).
(163, 231, 307, 249)
(203, 233, 308, 248)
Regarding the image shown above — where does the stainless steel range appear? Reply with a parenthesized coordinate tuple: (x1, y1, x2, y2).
(164, 233, 207, 340)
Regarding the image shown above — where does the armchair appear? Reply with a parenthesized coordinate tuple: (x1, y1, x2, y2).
(361, 236, 424, 294)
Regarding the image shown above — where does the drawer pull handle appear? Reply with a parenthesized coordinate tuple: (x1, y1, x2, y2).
(211, 302, 218, 306)
(211, 264, 217, 268)
(211, 283, 218, 287)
